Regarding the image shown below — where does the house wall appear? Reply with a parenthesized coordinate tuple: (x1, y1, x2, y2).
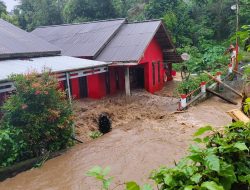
(87, 73, 107, 99)
(57, 72, 108, 100)
(70, 78, 80, 99)
(139, 37, 171, 94)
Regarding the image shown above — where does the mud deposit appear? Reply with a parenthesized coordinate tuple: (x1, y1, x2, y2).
(0, 82, 240, 190)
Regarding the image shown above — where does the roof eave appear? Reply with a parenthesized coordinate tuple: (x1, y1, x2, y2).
(0, 51, 61, 60)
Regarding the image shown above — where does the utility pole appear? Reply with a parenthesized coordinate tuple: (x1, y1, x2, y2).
(235, 0, 240, 71)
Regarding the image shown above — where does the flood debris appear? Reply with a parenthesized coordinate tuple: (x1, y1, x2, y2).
(98, 112, 112, 134)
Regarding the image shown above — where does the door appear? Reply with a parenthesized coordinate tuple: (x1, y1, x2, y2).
(105, 72, 110, 95)
(79, 76, 88, 98)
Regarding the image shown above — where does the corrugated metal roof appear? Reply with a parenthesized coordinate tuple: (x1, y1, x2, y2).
(0, 56, 110, 81)
(31, 19, 126, 58)
(96, 20, 162, 62)
(0, 19, 61, 59)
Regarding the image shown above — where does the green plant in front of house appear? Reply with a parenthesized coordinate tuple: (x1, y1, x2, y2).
(0, 72, 74, 167)
(150, 122, 250, 190)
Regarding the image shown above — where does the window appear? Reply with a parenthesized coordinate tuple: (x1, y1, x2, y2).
(152, 62, 156, 86)
(158, 61, 161, 83)
(115, 70, 120, 90)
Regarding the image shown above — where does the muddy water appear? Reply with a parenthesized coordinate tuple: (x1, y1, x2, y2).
(0, 89, 239, 190)
(1, 119, 189, 190)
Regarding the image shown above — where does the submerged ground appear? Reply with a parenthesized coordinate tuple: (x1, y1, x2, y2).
(0, 80, 240, 190)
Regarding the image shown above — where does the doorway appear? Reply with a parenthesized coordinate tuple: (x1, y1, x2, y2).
(130, 66, 145, 89)
(79, 76, 88, 98)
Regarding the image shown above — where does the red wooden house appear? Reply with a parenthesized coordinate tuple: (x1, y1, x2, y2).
(32, 19, 182, 98)
(0, 19, 110, 104)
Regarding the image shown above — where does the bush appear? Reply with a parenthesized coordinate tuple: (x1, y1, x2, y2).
(89, 131, 103, 139)
(175, 44, 228, 74)
(0, 127, 27, 167)
(175, 74, 211, 96)
(151, 122, 250, 190)
(0, 72, 74, 166)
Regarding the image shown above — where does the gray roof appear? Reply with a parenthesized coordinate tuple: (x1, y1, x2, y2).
(31, 19, 126, 58)
(0, 19, 61, 59)
(96, 20, 162, 62)
(0, 56, 110, 81)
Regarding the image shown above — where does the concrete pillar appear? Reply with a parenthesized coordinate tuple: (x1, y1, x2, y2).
(200, 81, 206, 93)
(66, 72, 72, 104)
(228, 64, 233, 74)
(125, 67, 131, 96)
(180, 94, 187, 109)
(216, 72, 222, 82)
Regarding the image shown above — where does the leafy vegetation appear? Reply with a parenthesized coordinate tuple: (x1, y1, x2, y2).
(0, 72, 74, 167)
(0, 127, 27, 167)
(150, 122, 250, 190)
(86, 166, 153, 190)
(175, 74, 210, 96)
(86, 166, 114, 190)
(89, 131, 103, 139)
(87, 122, 250, 190)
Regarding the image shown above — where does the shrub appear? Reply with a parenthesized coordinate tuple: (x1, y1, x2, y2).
(175, 44, 228, 74)
(175, 74, 211, 96)
(0, 127, 27, 167)
(0, 72, 74, 165)
(150, 122, 250, 190)
(89, 131, 103, 139)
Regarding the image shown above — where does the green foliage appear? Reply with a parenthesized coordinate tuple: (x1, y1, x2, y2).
(14, 0, 64, 31)
(86, 166, 153, 190)
(89, 131, 103, 139)
(175, 74, 211, 96)
(86, 166, 113, 190)
(0, 72, 74, 167)
(151, 122, 250, 190)
(193, 126, 213, 137)
(231, 25, 250, 52)
(0, 0, 18, 26)
(63, 0, 117, 23)
(241, 52, 250, 63)
(0, 0, 6, 16)
(243, 98, 250, 117)
(0, 127, 27, 167)
(175, 43, 229, 96)
(175, 44, 228, 74)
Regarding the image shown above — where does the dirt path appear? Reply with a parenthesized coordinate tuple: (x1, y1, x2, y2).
(0, 82, 240, 190)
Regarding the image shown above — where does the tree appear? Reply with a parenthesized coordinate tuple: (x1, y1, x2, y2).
(0, 0, 19, 26)
(1, 72, 74, 163)
(0, 0, 7, 16)
(63, 0, 117, 23)
(14, 0, 64, 31)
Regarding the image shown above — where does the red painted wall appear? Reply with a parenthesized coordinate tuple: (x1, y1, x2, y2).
(139, 37, 168, 94)
(70, 78, 80, 99)
(87, 73, 107, 99)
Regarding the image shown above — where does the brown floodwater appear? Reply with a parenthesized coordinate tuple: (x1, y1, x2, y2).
(0, 87, 240, 190)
